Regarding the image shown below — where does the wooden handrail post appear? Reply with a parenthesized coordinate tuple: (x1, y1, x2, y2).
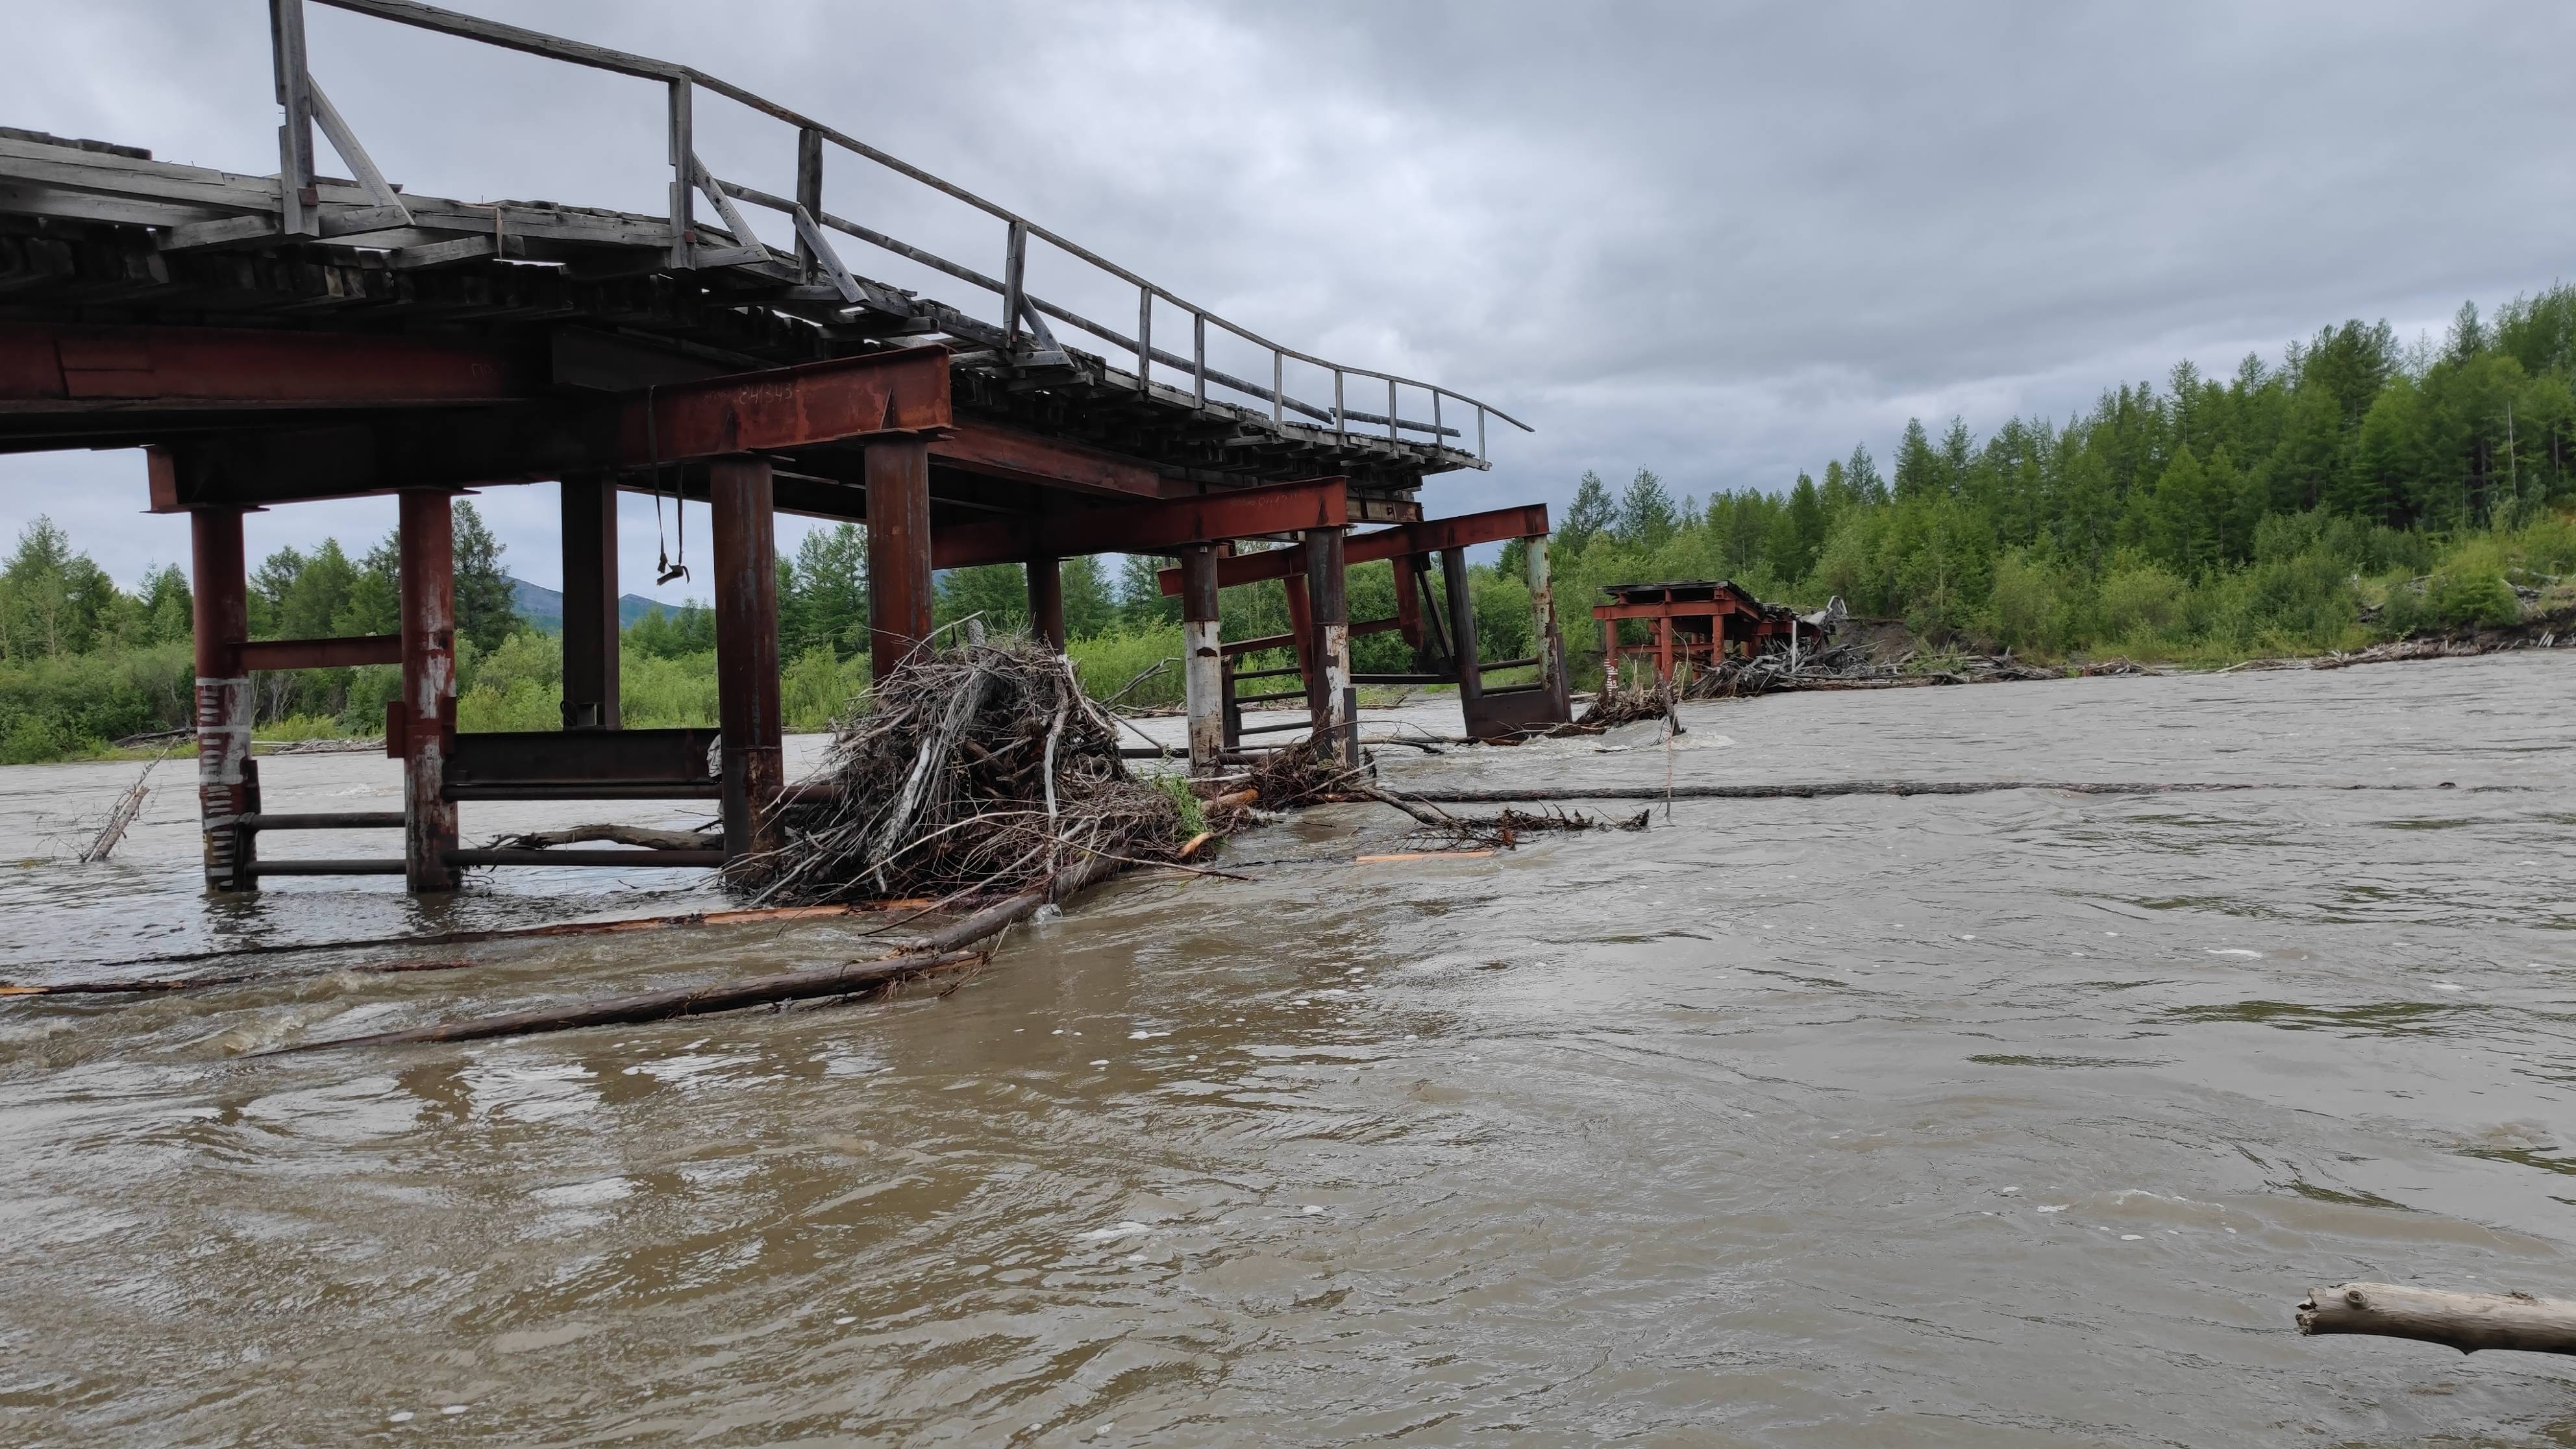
(268, 0, 317, 236)
(1137, 286, 1152, 391)
(1002, 219, 1028, 353)
(793, 126, 823, 281)
(666, 78, 694, 267)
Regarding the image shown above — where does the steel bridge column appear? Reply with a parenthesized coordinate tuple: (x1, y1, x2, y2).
(397, 489, 458, 893)
(865, 438, 934, 681)
(559, 473, 619, 729)
(1028, 554, 1066, 651)
(712, 456, 784, 861)
(1304, 527, 1355, 766)
(1180, 545, 1223, 773)
(190, 506, 256, 892)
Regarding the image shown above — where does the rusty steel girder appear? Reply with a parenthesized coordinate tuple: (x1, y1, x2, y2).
(0, 322, 546, 411)
(1154, 502, 1550, 596)
(934, 477, 1348, 571)
(143, 346, 953, 509)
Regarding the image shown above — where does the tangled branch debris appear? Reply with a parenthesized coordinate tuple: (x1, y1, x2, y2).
(738, 636, 1187, 905)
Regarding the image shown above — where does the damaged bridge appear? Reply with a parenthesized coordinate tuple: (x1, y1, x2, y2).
(0, 0, 1567, 894)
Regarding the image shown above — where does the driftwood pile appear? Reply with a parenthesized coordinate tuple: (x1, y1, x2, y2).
(738, 636, 1186, 906)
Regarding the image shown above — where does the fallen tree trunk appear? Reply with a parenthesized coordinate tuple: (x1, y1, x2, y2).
(262, 849, 1130, 1053)
(2298, 1282, 2576, 1356)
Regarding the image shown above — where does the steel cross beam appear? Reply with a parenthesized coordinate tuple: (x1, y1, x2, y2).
(932, 477, 1349, 570)
(143, 347, 953, 510)
(1153, 502, 1551, 596)
(0, 323, 545, 412)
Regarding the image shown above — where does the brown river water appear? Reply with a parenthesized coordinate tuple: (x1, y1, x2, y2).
(3, 654, 2573, 1446)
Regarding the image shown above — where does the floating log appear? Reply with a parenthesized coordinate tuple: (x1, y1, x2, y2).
(2298, 1282, 2576, 1356)
(1364, 780, 2270, 804)
(264, 850, 1128, 1052)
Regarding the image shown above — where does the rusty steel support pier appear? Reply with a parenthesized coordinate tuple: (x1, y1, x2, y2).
(397, 489, 460, 893)
(1180, 545, 1225, 773)
(190, 506, 255, 891)
(559, 474, 621, 730)
(711, 458, 784, 859)
(1154, 503, 1568, 745)
(866, 438, 935, 682)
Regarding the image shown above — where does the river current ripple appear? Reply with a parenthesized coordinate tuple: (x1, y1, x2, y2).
(2, 654, 2573, 1445)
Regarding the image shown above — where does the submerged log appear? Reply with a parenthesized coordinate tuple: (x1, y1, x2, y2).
(19, 900, 935, 989)
(0, 958, 478, 997)
(264, 850, 1129, 1053)
(2298, 1282, 2576, 1356)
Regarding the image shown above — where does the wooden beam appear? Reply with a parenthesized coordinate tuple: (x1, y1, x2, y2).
(933, 477, 1347, 570)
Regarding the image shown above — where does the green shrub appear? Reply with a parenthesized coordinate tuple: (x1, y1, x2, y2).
(2422, 561, 2521, 628)
(784, 645, 868, 732)
(2101, 562, 2187, 641)
(1069, 624, 1183, 708)
(1150, 770, 1206, 840)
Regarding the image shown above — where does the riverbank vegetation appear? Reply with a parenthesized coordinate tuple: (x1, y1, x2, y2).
(2, 288, 2571, 762)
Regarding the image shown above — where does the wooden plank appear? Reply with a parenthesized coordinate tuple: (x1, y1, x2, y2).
(305, 78, 411, 219)
(312, 0, 689, 82)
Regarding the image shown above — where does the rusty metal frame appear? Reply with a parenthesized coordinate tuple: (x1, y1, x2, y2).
(1153, 502, 1550, 596)
(142, 347, 953, 510)
(934, 477, 1348, 569)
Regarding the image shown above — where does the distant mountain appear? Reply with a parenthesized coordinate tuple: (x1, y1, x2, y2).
(510, 576, 692, 635)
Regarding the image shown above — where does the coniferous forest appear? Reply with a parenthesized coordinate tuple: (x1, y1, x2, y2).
(1, 288, 2571, 763)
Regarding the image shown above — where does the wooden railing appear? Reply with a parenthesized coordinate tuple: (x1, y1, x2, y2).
(277, 0, 1533, 458)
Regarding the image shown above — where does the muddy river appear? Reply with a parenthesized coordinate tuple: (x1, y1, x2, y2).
(3, 655, 2573, 1444)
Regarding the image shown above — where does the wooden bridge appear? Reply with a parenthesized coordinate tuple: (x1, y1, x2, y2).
(0, 0, 1570, 893)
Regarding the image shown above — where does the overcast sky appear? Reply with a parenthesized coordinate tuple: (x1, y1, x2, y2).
(6, 0, 2570, 601)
